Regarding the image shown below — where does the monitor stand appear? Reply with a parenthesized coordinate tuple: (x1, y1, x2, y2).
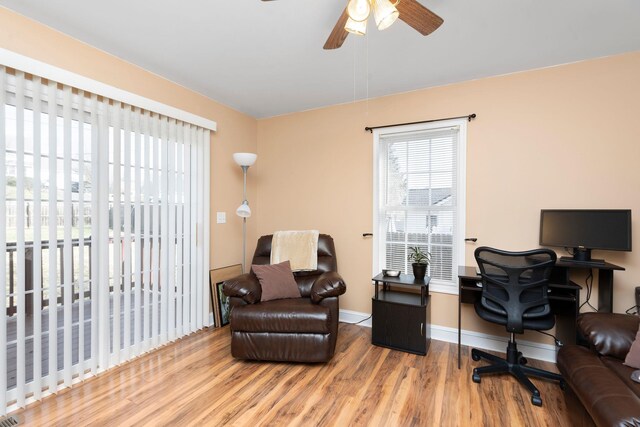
(560, 247, 605, 265)
(559, 256, 605, 265)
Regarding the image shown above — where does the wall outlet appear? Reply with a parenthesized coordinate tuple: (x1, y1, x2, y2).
(216, 212, 226, 224)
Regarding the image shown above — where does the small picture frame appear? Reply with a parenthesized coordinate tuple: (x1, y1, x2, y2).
(217, 282, 230, 326)
(209, 264, 242, 328)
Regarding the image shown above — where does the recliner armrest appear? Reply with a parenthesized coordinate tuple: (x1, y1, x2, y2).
(222, 273, 262, 304)
(557, 344, 640, 426)
(578, 312, 640, 360)
(310, 271, 346, 303)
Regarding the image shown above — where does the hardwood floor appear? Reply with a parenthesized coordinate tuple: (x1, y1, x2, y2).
(12, 324, 593, 426)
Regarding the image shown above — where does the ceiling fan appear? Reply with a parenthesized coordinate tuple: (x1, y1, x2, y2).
(261, 0, 444, 50)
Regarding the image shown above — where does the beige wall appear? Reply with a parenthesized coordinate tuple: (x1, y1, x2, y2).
(257, 52, 640, 342)
(3, 6, 640, 344)
(0, 7, 258, 271)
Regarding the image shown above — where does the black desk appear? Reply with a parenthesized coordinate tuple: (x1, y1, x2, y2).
(553, 258, 624, 313)
(372, 273, 431, 355)
(457, 266, 581, 369)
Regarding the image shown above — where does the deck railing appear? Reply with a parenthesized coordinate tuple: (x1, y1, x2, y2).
(5, 238, 93, 317)
(5, 236, 165, 317)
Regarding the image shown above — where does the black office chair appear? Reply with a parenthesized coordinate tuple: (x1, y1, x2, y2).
(471, 247, 564, 406)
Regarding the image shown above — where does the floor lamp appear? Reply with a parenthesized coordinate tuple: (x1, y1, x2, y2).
(233, 152, 257, 273)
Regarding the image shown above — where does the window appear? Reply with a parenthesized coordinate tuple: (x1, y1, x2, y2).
(373, 119, 466, 294)
(0, 55, 213, 414)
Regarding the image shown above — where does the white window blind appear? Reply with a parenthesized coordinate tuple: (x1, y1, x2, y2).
(374, 121, 466, 293)
(0, 64, 212, 414)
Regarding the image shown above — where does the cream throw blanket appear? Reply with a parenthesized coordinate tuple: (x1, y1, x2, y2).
(271, 230, 319, 271)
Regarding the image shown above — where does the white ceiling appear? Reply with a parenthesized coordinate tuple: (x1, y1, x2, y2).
(2, 0, 640, 118)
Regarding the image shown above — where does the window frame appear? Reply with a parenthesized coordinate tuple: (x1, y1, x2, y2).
(372, 118, 467, 295)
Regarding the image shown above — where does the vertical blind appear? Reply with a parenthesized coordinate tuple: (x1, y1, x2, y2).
(377, 126, 461, 287)
(0, 65, 211, 413)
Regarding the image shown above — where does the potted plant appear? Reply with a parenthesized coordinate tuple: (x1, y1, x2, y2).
(408, 246, 431, 280)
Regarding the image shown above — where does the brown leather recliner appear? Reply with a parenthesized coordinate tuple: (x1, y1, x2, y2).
(222, 234, 346, 363)
(557, 313, 640, 426)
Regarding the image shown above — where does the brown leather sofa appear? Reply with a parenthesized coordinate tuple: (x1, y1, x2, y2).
(222, 234, 346, 363)
(557, 313, 640, 426)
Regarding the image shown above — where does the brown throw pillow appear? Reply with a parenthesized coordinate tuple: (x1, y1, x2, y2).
(252, 261, 301, 302)
(625, 323, 640, 369)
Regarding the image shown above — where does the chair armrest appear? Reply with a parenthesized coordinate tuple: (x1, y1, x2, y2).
(310, 271, 346, 303)
(222, 273, 262, 304)
(578, 312, 640, 360)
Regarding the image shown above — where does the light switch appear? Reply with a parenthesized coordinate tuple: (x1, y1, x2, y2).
(216, 212, 226, 224)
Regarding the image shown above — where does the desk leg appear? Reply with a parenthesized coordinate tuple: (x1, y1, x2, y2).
(598, 270, 614, 313)
(458, 288, 462, 369)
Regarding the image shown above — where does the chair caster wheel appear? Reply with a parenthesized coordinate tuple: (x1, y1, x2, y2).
(472, 372, 481, 383)
(531, 395, 542, 406)
(471, 350, 481, 361)
(516, 351, 527, 365)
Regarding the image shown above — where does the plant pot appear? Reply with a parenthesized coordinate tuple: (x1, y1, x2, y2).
(412, 263, 427, 280)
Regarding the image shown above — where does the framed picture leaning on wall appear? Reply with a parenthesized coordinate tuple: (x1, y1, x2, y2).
(209, 264, 242, 327)
(217, 282, 230, 326)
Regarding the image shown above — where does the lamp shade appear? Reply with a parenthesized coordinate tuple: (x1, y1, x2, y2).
(372, 0, 399, 31)
(236, 201, 251, 218)
(345, 17, 367, 35)
(233, 152, 257, 167)
(347, 0, 371, 22)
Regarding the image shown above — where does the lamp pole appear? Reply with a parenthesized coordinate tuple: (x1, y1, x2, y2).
(241, 165, 248, 273)
(233, 152, 256, 274)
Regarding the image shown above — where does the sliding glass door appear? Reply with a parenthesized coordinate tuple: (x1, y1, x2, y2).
(1, 64, 211, 414)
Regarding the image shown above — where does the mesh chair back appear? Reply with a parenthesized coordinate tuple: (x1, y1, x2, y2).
(474, 247, 557, 333)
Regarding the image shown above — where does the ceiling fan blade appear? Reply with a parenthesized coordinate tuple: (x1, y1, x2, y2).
(323, 8, 350, 50)
(396, 0, 443, 36)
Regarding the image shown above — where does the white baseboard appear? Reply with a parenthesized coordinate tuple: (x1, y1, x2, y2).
(431, 324, 558, 363)
(339, 309, 372, 328)
(339, 309, 558, 363)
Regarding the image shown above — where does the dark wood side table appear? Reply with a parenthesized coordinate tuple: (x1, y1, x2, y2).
(371, 273, 431, 355)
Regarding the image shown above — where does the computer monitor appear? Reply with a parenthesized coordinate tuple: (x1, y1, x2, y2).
(539, 209, 632, 263)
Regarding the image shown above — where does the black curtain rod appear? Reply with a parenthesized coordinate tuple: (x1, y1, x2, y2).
(364, 113, 476, 133)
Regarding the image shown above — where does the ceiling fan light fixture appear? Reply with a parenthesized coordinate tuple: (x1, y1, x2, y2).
(372, 0, 399, 31)
(345, 17, 367, 35)
(346, 0, 371, 22)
